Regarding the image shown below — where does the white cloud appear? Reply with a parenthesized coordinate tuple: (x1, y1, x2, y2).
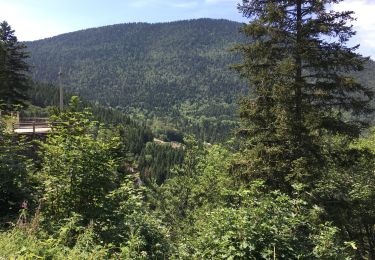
(334, 0, 375, 58)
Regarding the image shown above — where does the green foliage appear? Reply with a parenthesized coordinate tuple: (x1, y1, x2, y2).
(0, 226, 112, 259)
(235, 0, 373, 192)
(39, 131, 119, 221)
(0, 113, 366, 258)
(1, 176, 171, 259)
(313, 132, 375, 258)
(0, 120, 34, 219)
(138, 142, 184, 185)
(153, 144, 353, 259)
(185, 183, 352, 259)
(27, 81, 135, 126)
(10, 97, 170, 258)
(355, 127, 375, 152)
(120, 122, 153, 156)
(152, 143, 234, 242)
(37, 98, 120, 221)
(233, 1, 375, 257)
(104, 178, 171, 258)
(0, 21, 30, 111)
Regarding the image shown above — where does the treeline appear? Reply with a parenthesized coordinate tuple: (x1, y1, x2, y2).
(26, 81, 133, 125)
(28, 81, 237, 142)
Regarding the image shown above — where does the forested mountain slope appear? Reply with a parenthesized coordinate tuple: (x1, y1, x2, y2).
(26, 19, 245, 110)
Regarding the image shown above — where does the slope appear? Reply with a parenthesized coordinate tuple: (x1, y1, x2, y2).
(27, 19, 244, 107)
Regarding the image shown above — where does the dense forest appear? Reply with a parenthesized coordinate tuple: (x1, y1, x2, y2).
(26, 19, 246, 108)
(25, 18, 375, 142)
(26, 19, 247, 142)
(1, 0, 375, 259)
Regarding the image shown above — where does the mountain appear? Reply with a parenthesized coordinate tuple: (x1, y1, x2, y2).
(25, 18, 375, 141)
(26, 20, 245, 106)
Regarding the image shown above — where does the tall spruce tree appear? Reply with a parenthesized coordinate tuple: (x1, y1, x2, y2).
(0, 21, 30, 111)
(234, 0, 373, 192)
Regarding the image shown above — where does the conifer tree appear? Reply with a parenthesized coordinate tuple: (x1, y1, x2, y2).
(234, 0, 373, 192)
(0, 21, 30, 111)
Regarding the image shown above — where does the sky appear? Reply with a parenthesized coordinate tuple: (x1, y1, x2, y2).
(0, 0, 374, 58)
(0, 0, 244, 40)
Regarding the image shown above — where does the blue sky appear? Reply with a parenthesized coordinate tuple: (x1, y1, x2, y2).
(0, 0, 244, 40)
(0, 0, 374, 57)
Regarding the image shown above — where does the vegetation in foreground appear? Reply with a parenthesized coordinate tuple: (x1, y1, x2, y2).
(1, 105, 374, 258)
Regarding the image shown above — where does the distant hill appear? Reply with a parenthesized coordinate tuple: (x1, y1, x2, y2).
(25, 18, 375, 141)
(26, 19, 245, 108)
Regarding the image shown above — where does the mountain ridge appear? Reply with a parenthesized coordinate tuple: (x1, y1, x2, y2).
(25, 18, 242, 42)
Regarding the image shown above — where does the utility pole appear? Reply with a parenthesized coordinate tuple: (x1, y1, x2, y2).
(58, 67, 63, 110)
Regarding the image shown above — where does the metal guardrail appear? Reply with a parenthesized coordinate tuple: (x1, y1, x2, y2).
(13, 122, 46, 128)
(12, 122, 49, 134)
(12, 119, 114, 135)
(21, 117, 49, 122)
(12, 119, 65, 134)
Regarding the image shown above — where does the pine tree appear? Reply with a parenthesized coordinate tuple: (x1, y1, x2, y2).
(0, 21, 30, 111)
(234, 0, 373, 192)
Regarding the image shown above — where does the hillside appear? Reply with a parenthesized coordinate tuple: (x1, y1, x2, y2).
(27, 20, 244, 104)
(25, 18, 375, 141)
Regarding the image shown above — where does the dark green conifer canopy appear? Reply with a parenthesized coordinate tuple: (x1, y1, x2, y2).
(0, 21, 30, 111)
(234, 0, 373, 191)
